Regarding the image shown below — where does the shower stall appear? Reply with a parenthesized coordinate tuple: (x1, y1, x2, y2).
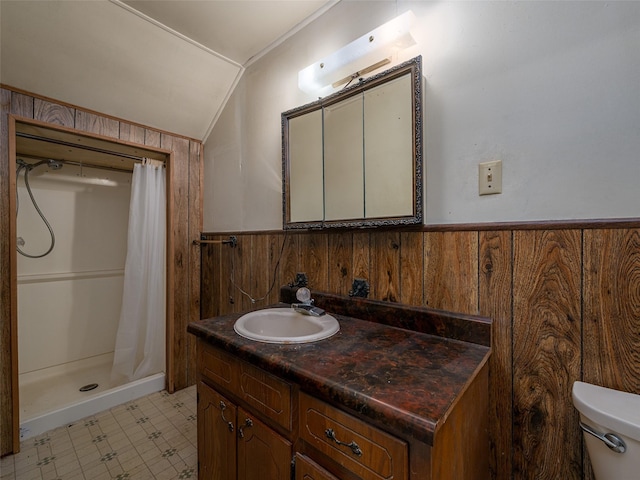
(15, 156, 166, 440)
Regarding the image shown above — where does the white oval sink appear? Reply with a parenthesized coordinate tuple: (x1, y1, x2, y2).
(234, 307, 339, 344)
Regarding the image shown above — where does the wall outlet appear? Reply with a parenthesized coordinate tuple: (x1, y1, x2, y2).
(479, 160, 502, 195)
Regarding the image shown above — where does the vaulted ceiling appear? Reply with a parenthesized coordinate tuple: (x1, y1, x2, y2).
(0, 0, 335, 141)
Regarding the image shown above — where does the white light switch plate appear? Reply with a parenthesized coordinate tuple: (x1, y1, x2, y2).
(479, 160, 502, 195)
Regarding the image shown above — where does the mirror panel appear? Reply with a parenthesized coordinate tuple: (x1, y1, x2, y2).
(364, 74, 413, 218)
(282, 55, 422, 229)
(288, 110, 324, 222)
(324, 94, 364, 221)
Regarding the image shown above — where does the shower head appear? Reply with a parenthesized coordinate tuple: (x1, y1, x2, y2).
(47, 159, 63, 170)
(17, 158, 64, 171)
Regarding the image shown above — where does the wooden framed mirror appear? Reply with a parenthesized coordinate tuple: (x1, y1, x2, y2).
(282, 56, 422, 229)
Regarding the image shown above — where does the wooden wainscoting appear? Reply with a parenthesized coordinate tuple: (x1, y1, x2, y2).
(200, 224, 640, 480)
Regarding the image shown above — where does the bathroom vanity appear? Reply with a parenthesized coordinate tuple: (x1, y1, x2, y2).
(187, 288, 491, 480)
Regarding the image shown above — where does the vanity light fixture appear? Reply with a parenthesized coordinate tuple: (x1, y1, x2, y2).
(298, 10, 416, 96)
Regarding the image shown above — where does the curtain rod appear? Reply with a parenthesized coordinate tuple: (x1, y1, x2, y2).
(17, 154, 134, 174)
(16, 131, 152, 162)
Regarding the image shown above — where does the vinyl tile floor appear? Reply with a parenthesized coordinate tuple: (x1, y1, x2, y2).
(0, 385, 197, 480)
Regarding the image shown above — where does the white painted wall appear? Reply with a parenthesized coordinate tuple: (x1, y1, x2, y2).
(203, 0, 640, 231)
(17, 164, 131, 374)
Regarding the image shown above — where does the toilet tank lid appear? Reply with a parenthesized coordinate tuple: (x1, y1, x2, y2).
(573, 381, 640, 442)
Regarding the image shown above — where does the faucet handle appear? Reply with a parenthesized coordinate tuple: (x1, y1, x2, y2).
(296, 287, 312, 305)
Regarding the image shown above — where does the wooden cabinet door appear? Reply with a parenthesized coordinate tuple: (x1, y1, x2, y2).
(295, 453, 339, 480)
(237, 407, 292, 480)
(198, 382, 237, 480)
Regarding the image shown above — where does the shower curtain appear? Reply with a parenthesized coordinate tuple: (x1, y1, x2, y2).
(112, 160, 166, 383)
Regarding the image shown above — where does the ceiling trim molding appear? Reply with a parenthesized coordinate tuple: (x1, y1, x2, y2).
(109, 0, 243, 70)
(243, 0, 341, 69)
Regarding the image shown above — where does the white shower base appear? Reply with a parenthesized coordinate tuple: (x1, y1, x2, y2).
(19, 352, 165, 440)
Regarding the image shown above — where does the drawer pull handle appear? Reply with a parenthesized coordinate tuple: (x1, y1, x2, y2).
(219, 401, 234, 432)
(239, 418, 253, 438)
(325, 428, 363, 456)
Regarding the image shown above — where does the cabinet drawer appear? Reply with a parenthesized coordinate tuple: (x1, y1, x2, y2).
(198, 340, 293, 431)
(299, 393, 407, 480)
(295, 453, 339, 480)
(198, 340, 235, 390)
(237, 360, 292, 431)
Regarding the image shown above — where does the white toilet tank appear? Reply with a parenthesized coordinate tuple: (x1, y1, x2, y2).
(572, 381, 640, 480)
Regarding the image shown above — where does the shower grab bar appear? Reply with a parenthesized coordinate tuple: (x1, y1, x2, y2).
(579, 421, 626, 453)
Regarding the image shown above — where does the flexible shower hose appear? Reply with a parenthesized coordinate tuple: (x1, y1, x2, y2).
(16, 161, 56, 258)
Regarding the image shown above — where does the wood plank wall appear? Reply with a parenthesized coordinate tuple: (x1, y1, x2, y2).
(0, 88, 202, 455)
(0, 90, 13, 457)
(200, 226, 640, 480)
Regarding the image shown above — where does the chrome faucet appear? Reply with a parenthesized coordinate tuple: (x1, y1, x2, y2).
(291, 287, 325, 316)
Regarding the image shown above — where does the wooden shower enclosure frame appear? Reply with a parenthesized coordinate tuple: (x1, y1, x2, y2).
(1, 88, 203, 456)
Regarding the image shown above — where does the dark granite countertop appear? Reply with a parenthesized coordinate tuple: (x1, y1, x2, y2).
(188, 298, 491, 446)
